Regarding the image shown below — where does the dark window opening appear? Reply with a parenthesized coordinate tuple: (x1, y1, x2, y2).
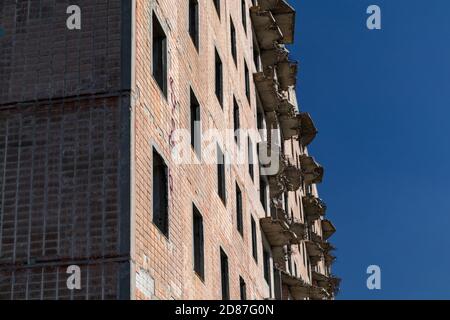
(244, 61, 251, 102)
(236, 184, 243, 236)
(152, 13, 167, 97)
(253, 45, 261, 71)
(189, 0, 200, 49)
(190, 89, 201, 158)
(273, 263, 282, 300)
(217, 145, 226, 204)
(230, 19, 237, 65)
(284, 192, 289, 212)
(241, 0, 247, 33)
(251, 216, 258, 262)
(193, 205, 205, 279)
(153, 148, 169, 237)
(259, 178, 267, 213)
(239, 277, 247, 300)
(263, 249, 271, 289)
(248, 137, 254, 181)
(215, 49, 224, 107)
(220, 248, 230, 300)
(213, 0, 221, 18)
(233, 97, 240, 144)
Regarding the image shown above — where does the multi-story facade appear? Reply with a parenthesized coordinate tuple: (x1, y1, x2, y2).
(0, 0, 338, 300)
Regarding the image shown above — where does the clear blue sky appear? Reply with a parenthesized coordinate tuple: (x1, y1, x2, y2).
(292, 0, 450, 299)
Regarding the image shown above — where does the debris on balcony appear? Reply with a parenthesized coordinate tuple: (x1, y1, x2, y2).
(302, 195, 327, 222)
(257, 0, 296, 44)
(260, 217, 297, 247)
(300, 155, 324, 184)
(250, 8, 283, 50)
(277, 60, 298, 90)
(254, 69, 283, 112)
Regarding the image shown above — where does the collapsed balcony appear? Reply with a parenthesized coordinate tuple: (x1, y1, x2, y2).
(250, 8, 284, 50)
(260, 43, 290, 68)
(309, 285, 331, 300)
(305, 240, 323, 266)
(321, 219, 336, 240)
(283, 159, 302, 192)
(289, 218, 306, 240)
(277, 60, 298, 91)
(302, 195, 327, 223)
(254, 69, 283, 113)
(300, 155, 324, 184)
(257, 0, 296, 44)
(279, 112, 318, 145)
(280, 270, 310, 300)
(299, 113, 318, 147)
(260, 217, 297, 248)
(324, 250, 336, 266)
(278, 98, 296, 117)
(272, 246, 289, 269)
(312, 271, 341, 297)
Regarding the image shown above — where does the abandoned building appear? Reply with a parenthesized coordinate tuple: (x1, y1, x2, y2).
(0, 0, 338, 299)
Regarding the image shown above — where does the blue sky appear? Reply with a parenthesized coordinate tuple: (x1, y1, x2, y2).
(292, 0, 450, 299)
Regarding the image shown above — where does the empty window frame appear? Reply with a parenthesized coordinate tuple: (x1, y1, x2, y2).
(215, 49, 224, 106)
(263, 249, 271, 288)
(253, 44, 261, 72)
(193, 205, 205, 279)
(241, 0, 247, 33)
(152, 13, 167, 97)
(189, 0, 200, 49)
(217, 145, 226, 204)
(233, 97, 240, 144)
(230, 19, 237, 65)
(248, 137, 254, 181)
(213, 0, 221, 18)
(244, 60, 251, 102)
(259, 177, 267, 213)
(236, 183, 243, 235)
(251, 216, 258, 262)
(190, 89, 201, 157)
(153, 148, 169, 237)
(220, 248, 230, 300)
(239, 277, 247, 300)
